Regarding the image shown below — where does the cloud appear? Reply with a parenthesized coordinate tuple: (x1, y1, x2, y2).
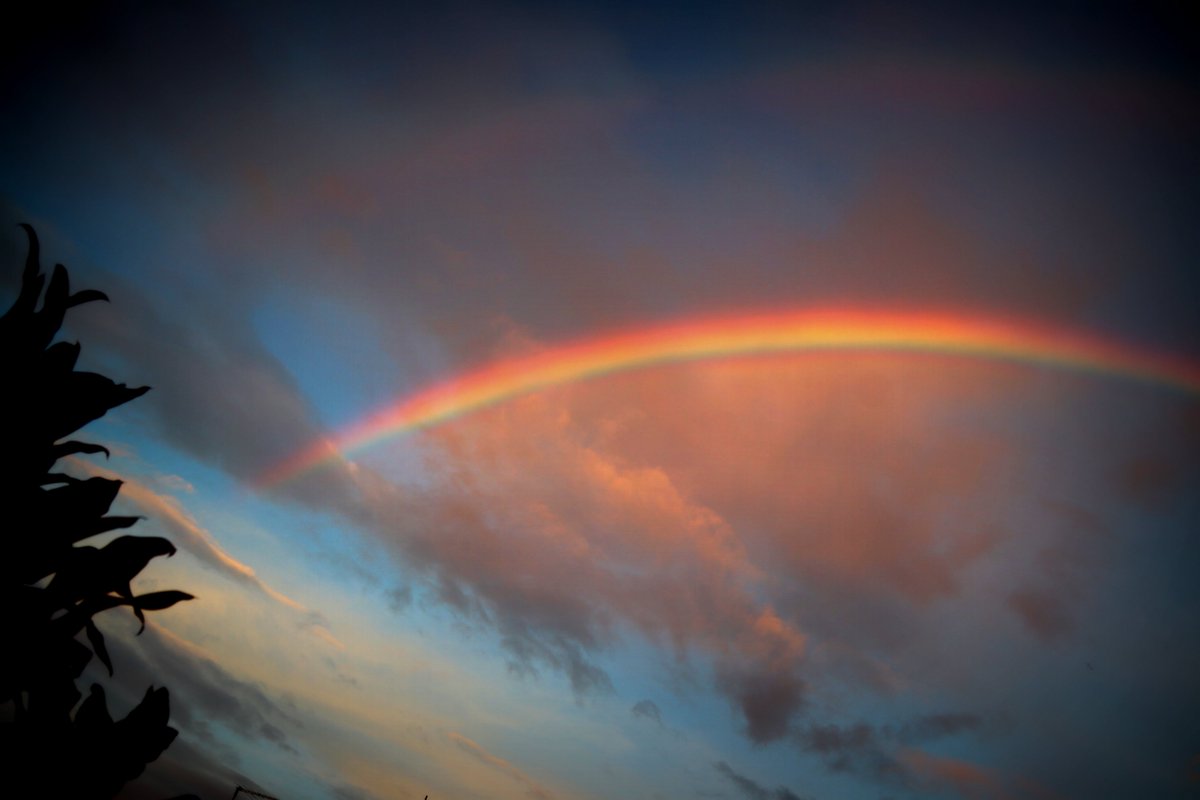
(90, 622, 303, 756)
(115, 735, 270, 800)
(448, 732, 555, 800)
(68, 459, 346, 648)
(892, 713, 985, 743)
(310, 350, 1054, 749)
(1005, 499, 1114, 644)
(355, 387, 810, 740)
(897, 749, 1059, 800)
(4, 6, 1198, 800)
(156, 473, 195, 493)
(1113, 408, 1200, 507)
(70, 459, 316, 616)
(713, 761, 811, 800)
(1006, 588, 1071, 643)
(794, 713, 983, 787)
(47, 257, 364, 516)
(328, 782, 384, 800)
(386, 585, 413, 612)
(631, 699, 663, 726)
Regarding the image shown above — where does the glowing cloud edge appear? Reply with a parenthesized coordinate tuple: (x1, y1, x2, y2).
(255, 309, 1200, 488)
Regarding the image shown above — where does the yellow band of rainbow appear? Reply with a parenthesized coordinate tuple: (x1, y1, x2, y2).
(255, 309, 1200, 488)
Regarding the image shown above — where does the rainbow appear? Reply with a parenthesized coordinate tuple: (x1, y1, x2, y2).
(256, 309, 1200, 487)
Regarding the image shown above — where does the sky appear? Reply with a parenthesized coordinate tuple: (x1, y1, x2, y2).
(2, 2, 1199, 798)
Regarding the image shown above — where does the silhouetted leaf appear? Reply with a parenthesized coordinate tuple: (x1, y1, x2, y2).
(130, 685, 171, 727)
(122, 685, 177, 756)
(131, 591, 195, 612)
(36, 263, 71, 349)
(7, 223, 44, 317)
(46, 545, 101, 600)
(103, 536, 177, 576)
(45, 476, 122, 518)
(44, 340, 81, 372)
(66, 289, 109, 308)
(75, 683, 113, 732)
(40, 472, 81, 486)
(21, 479, 142, 568)
(49, 537, 176, 609)
(27, 671, 82, 723)
(85, 620, 113, 676)
(53, 594, 127, 636)
(76, 515, 142, 540)
(49, 440, 110, 461)
(65, 635, 95, 680)
(44, 374, 150, 441)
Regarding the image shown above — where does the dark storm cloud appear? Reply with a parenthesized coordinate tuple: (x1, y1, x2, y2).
(713, 761, 811, 800)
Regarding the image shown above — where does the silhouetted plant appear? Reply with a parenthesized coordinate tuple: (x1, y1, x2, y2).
(0, 225, 193, 797)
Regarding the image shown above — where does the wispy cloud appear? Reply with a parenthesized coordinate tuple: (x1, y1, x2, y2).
(794, 713, 983, 788)
(71, 459, 344, 648)
(714, 760, 812, 800)
(898, 749, 1064, 800)
(631, 698, 663, 726)
(93, 622, 303, 755)
(448, 732, 556, 800)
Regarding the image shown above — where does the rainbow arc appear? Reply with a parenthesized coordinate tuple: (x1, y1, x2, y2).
(256, 309, 1200, 487)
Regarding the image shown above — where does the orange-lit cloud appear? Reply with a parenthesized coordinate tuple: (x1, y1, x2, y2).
(899, 749, 1064, 800)
(340, 351, 1048, 742)
(900, 749, 1013, 800)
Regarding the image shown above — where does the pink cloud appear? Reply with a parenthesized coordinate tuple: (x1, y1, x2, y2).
(900, 749, 1063, 800)
(900, 749, 1014, 799)
(355, 384, 810, 739)
(345, 350, 1046, 741)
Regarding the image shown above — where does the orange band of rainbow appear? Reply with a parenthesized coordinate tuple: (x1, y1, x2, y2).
(256, 309, 1200, 488)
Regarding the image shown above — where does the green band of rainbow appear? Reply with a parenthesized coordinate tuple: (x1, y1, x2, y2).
(256, 309, 1200, 488)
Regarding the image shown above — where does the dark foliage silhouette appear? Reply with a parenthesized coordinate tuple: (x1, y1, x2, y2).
(0, 225, 194, 798)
